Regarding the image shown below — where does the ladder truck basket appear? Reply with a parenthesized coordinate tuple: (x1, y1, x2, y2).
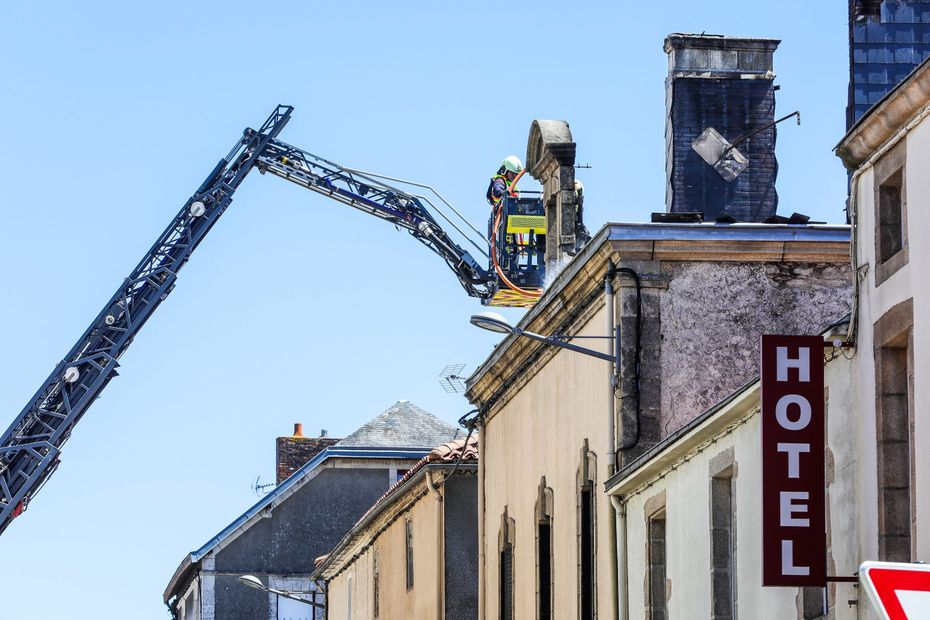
(487, 194, 546, 308)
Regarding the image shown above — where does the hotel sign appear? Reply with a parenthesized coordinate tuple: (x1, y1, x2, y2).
(761, 335, 825, 586)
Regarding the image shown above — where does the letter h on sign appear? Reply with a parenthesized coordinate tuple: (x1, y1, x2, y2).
(761, 335, 825, 587)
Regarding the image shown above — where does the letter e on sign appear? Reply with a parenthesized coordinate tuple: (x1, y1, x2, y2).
(761, 335, 825, 587)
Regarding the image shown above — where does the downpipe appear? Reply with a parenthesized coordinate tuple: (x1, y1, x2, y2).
(477, 418, 486, 620)
(610, 495, 629, 620)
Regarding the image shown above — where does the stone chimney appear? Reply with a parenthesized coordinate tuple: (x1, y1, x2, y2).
(275, 423, 339, 484)
(664, 34, 780, 222)
(526, 120, 589, 274)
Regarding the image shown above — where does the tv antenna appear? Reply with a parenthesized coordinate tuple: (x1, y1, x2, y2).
(252, 475, 276, 497)
(439, 364, 467, 394)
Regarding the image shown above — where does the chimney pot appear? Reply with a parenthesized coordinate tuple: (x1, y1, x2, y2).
(293, 423, 303, 437)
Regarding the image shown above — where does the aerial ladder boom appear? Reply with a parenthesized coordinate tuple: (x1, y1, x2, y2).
(0, 105, 545, 535)
(255, 138, 493, 299)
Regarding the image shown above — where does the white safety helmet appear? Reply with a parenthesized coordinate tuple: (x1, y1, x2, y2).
(501, 155, 523, 174)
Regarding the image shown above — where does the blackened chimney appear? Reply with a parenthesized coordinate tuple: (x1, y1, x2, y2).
(275, 424, 340, 484)
(664, 34, 780, 222)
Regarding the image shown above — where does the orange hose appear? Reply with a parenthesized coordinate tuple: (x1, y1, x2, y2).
(509, 169, 526, 194)
(490, 203, 541, 298)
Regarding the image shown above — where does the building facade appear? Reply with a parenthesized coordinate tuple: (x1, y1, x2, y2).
(848, 0, 930, 129)
(838, 53, 930, 571)
(606, 341, 860, 619)
(601, 52, 930, 620)
(164, 401, 461, 620)
(466, 221, 851, 620)
(316, 437, 479, 620)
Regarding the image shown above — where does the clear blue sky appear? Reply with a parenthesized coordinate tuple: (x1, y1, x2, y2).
(0, 1, 849, 617)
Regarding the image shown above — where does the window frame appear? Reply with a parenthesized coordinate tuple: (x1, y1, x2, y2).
(647, 509, 668, 620)
(873, 140, 908, 286)
(499, 509, 515, 620)
(709, 470, 736, 620)
(873, 298, 915, 562)
(536, 478, 554, 620)
(405, 518, 415, 591)
(577, 443, 597, 620)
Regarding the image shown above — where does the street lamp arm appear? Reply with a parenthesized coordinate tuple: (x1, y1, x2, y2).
(514, 328, 615, 363)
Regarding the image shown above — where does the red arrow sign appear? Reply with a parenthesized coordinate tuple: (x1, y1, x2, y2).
(861, 561, 930, 619)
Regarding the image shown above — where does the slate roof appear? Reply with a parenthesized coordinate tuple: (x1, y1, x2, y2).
(336, 400, 461, 448)
(165, 400, 452, 605)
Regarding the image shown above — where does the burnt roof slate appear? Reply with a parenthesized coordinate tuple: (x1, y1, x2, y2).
(335, 400, 461, 449)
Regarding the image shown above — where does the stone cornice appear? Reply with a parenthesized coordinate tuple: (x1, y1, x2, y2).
(465, 223, 849, 415)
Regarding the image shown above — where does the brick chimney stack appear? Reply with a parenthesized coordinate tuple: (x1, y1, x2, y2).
(664, 34, 780, 222)
(275, 423, 340, 484)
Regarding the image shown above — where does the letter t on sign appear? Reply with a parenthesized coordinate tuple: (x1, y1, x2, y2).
(761, 335, 825, 587)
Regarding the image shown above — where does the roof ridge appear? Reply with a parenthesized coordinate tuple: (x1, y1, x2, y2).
(335, 400, 461, 449)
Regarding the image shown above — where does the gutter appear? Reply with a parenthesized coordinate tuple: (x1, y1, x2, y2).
(190, 446, 429, 563)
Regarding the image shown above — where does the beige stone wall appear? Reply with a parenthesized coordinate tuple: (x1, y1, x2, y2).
(851, 116, 930, 566)
(482, 305, 614, 619)
(326, 486, 442, 620)
(906, 119, 930, 564)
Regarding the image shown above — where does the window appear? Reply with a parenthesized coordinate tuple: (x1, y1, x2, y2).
(647, 510, 667, 620)
(501, 543, 514, 620)
(577, 443, 597, 620)
(405, 519, 414, 590)
(373, 551, 380, 619)
(580, 486, 595, 619)
(852, 0, 881, 19)
(538, 521, 552, 620)
(874, 299, 915, 562)
(710, 473, 735, 620)
(878, 169, 904, 262)
(536, 479, 554, 620)
(499, 509, 515, 620)
(873, 141, 908, 285)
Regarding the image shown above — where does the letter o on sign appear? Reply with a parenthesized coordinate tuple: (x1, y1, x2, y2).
(775, 394, 811, 431)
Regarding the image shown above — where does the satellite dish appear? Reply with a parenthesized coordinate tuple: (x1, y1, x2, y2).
(692, 127, 749, 183)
